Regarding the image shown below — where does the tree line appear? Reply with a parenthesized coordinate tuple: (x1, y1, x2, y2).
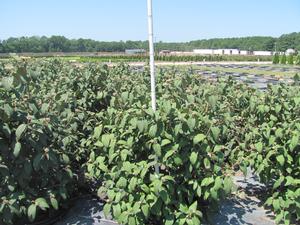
(0, 32, 299, 53)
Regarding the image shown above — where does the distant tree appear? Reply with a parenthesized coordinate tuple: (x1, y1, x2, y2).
(39, 36, 49, 52)
(273, 53, 280, 64)
(48, 36, 70, 52)
(265, 38, 276, 51)
(277, 32, 300, 51)
(280, 54, 287, 64)
(3, 38, 20, 52)
(0, 32, 299, 53)
(287, 55, 294, 65)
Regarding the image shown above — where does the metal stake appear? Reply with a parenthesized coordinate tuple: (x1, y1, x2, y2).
(147, 0, 159, 174)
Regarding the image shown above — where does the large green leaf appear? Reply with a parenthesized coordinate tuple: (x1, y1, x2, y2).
(189, 152, 198, 165)
(276, 155, 285, 166)
(35, 198, 49, 210)
(193, 134, 206, 145)
(15, 124, 27, 141)
(13, 142, 21, 157)
(1, 77, 14, 90)
(27, 204, 36, 222)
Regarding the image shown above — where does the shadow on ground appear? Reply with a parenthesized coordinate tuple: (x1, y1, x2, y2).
(208, 169, 275, 225)
(54, 197, 117, 225)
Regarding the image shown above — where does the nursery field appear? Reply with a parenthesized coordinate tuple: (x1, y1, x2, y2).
(0, 58, 299, 225)
(192, 64, 300, 91)
(0, 53, 273, 63)
(195, 64, 300, 77)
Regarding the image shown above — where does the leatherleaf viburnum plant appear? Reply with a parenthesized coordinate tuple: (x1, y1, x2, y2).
(84, 70, 253, 225)
(231, 84, 300, 225)
(0, 58, 114, 224)
(85, 67, 300, 225)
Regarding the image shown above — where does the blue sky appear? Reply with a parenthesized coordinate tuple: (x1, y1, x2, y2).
(1, 0, 300, 42)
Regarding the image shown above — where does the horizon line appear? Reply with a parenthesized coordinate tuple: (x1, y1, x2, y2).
(1, 32, 299, 43)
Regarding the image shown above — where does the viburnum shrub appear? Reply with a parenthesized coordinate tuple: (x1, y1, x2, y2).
(85, 67, 300, 224)
(232, 84, 300, 224)
(86, 105, 237, 225)
(84, 70, 256, 224)
(0, 58, 112, 224)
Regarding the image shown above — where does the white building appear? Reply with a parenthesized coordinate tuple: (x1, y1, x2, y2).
(232, 49, 241, 55)
(193, 49, 240, 55)
(193, 49, 214, 55)
(192, 48, 275, 56)
(159, 50, 171, 55)
(253, 51, 272, 56)
(170, 51, 194, 56)
(223, 49, 240, 55)
(125, 49, 146, 55)
(240, 50, 249, 55)
(286, 49, 296, 55)
(213, 49, 224, 55)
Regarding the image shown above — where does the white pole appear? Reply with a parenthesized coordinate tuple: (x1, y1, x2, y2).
(147, 0, 159, 174)
(147, 0, 156, 111)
